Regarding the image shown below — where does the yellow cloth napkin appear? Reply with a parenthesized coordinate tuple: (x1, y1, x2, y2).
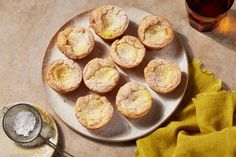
(135, 60, 236, 157)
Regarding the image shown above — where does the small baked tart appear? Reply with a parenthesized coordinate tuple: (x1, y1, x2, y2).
(116, 82, 152, 119)
(57, 26, 94, 60)
(83, 58, 120, 93)
(89, 5, 129, 40)
(75, 94, 113, 129)
(144, 58, 181, 94)
(138, 15, 174, 49)
(46, 59, 82, 93)
(110, 35, 146, 68)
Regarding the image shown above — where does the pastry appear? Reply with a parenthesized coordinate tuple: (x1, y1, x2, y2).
(110, 35, 146, 68)
(89, 5, 129, 40)
(75, 94, 113, 129)
(83, 58, 120, 93)
(57, 26, 94, 60)
(138, 15, 174, 49)
(116, 82, 152, 119)
(144, 58, 181, 94)
(46, 59, 82, 93)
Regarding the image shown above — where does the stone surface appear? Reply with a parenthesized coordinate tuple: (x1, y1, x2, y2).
(0, 0, 235, 157)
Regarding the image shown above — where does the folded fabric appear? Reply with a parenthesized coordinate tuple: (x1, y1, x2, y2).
(135, 60, 236, 157)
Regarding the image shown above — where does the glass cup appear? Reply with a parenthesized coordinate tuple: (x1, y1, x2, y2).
(185, 0, 234, 32)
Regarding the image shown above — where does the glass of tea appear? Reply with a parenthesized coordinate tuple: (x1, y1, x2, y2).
(185, 0, 234, 32)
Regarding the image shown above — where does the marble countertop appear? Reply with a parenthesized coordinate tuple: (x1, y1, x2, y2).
(0, 0, 235, 156)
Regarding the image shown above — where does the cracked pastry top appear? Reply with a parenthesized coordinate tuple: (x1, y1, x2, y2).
(144, 58, 181, 94)
(110, 35, 146, 68)
(75, 94, 113, 129)
(83, 58, 120, 93)
(138, 15, 174, 49)
(89, 5, 129, 40)
(57, 26, 94, 60)
(46, 59, 82, 93)
(116, 82, 152, 119)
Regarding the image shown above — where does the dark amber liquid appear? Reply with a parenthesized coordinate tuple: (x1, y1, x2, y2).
(187, 0, 234, 17)
(186, 0, 234, 31)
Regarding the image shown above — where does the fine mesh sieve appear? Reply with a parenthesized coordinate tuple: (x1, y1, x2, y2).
(2, 103, 74, 157)
(2, 103, 42, 143)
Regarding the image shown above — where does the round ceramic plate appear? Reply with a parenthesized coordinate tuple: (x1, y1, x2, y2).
(42, 6, 188, 142)
(0, 102, 58, 157)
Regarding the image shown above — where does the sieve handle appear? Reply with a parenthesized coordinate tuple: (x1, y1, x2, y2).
(39, 135, 74, 157)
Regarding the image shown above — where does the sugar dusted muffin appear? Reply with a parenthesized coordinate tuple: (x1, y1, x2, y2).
(116, 82, 152, 119)
(110, 35, 145, 68)
(138, 15, 174, 49)
(75, 94, 113, 129)
(46, 59, 82, 93)
(89, 5, 129, 40)
(144, 58, 181, 94)
(57, 26, 94, 60)
(83, 58, 120, 93)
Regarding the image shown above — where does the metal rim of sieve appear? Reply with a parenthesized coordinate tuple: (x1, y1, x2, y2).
(2, 103, 43, 143)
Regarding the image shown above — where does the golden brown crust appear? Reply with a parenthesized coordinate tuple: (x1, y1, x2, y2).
(89, 5, 129, 40)
(57, 26, 94, 60)
(138, 15, 174, 49)
(75, 94, 113, 129)
(116, 82, 152, 119)
(46, 59, 82, 93)
(83, 58, 120, 93)
(144, 58, 181, 94)
(110, 35, 146, 68)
